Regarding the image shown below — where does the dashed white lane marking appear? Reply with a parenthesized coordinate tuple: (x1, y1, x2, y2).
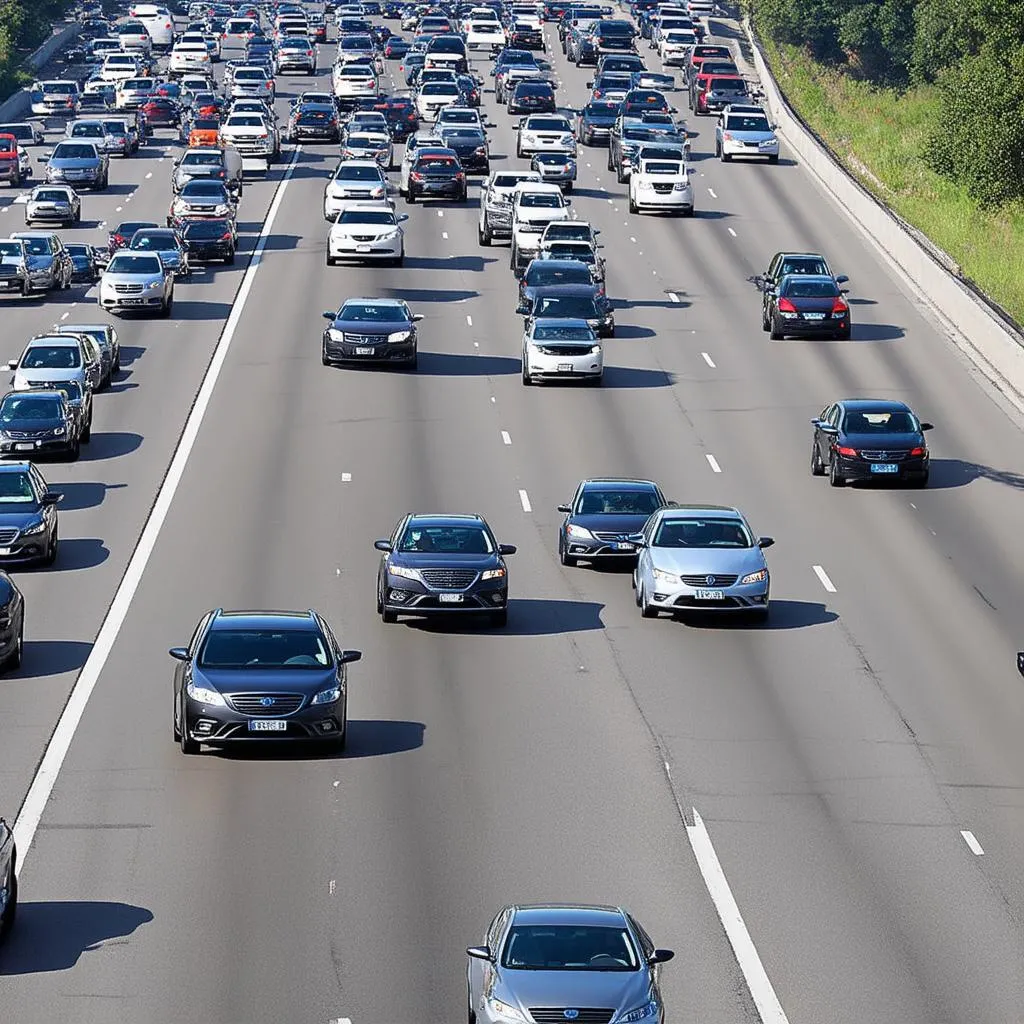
(466, 314, 472, 326)
(812, 564, 837, 593)
(705, 453, 722, 473)
(341, 472, 352, 482)
(11, 145, 304, 879)
(437, 209, 443, 216)
(728, 227, 737, 237)
(961, 830, 984, 855)
(518, 489, 532, 513)
(490, 395, 496, 403)
(708, 187, 717, 198)
(442, 230, 448, 239)
(59, 311, 69, 320)
(687, 808, 791, 1024)
(115, 206, 122, 212)
(501, 430, 511, 445)
(145, 171, 152, 179)
(329, 879, 337, 894)
(701, 352, 716, 367)
(607, 198, 614, 204)
(629, 235, 636, 242)
(329, 1018, 352, 1024)
(668, 291, 680, 303)
(98, 221, 105, 228)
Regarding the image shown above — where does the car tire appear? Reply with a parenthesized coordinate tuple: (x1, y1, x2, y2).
(179, 701, 200, 755)
(616, 165, 626, 184)
(322, 345, 331, 366)
(829, 455, 845, 488)
(769, 318, 782, 340)
(721, 152, 731, 162)
(490, 607, 508, 628)
(82, 418, 91, 443)
(835, 326, 851, 340)
(0, 858, 17, 939)
(629, 195, 638, 213)
(559, 541, 576, 567)
(521, 363, 532, 385)
(226, 249, 235, 265)
(3, 620, 23, 672)
(516, 142, 524, 158)
(381, 605, 397, 623)
(478, 221, 491, 246)
(395, 252, 405, 267)
(761, 310, 770, 332)
(810, 439, 825, 476)
(42, 527, 58, 567)
(640, 585, 657, 618)
(68, 437, 80, 462)
(326, 254, 336, 266)
(407, 189, 416, 203)
(20, 279, 31, 297)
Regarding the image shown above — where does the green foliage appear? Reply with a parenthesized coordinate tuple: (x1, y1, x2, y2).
(0, 1, 76, 103)
(910, 0, 1024, 84)
(925, 45, 1024, 206)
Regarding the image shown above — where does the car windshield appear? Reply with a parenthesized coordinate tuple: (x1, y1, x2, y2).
(727, 115, 770, 132)
(534, 153, 570, 166)
(533, 323, 594, 341)
(227, 115, 265, 126)
(131, 232, 175, 249)
(338, 302, 405, 322)
(519, 192, 562, 208)
(842, 409, 919, 433)
(34, 189, 71, 201)
(783, 280, 838, 297)
(440, 110, 475, 123)
(42, 83, 75, 95)
(0, 473, 36, 504)
(182, 181, 227, 197)
(0, 395, 62, 421)
(530, 264, 591, 285)
(22, 345, 81, 368)
(653, 517, 751, 548)
(545, 245, 593, 262)
(183, 220, 229, 237)
(778, 257, 828, 276)
(502, 925, 639, 971)
(234, 70, 266, 81)
(107, 254, 161, 273)
(0, 242, 24, 257)
(182, 152, 220, 166)
(577, 489, 661, 514)
(397, 525, 493, 553)
(53, 144, 96, 159)
(338, 209, 396, 225)
(18, 237, 50, 255)
(198, 628, 331, 669)
(71, 124, 103, 136)
(586, 102, 620, 115)
(336, 165, 382, 180)
(536, 296, 597, 317)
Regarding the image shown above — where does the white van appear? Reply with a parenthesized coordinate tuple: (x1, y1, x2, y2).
(129, 5, 174, 49)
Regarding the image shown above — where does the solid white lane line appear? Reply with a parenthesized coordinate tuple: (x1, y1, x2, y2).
(702, 352, 716, 367)
(812, 564, 837, 593)
(728, 227, 737, 237)
(466, 314, 473, 326)
(12, 145, 304, 878)
(961, 830, 985, 855)
(341, 473, 352, 482)
(518, 489, 532, 512)
(705, 454, 722, 473)
(708, 187, 717, 198)
(501, 430, 511, 445)
(668, 291, 680, 303)
(687, 809, 790, 1024)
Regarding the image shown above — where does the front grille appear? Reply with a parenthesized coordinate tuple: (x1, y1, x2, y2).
(593, 531, 637, 542)
(679, 573, 739, 587)
(419, 568, 478, 590)
(4, 430, 47, 439)
(858, 449, 909, 461)
(0, 266, 17, 277)
(113, 283, 143, 293)
(227, 693, 305, 716)
(652, 182, 674, 193)
(349, 235, 378, 242)
(530, 1010, 615, 1024)
(0, 528, 18, 543)
(342, 333, 384, 345)
(537, 344, 592, 356)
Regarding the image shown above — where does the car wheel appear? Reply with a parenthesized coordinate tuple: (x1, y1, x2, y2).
(634, 573, 642, 605)
(490, 607, 508, 628)
(20, 279, 31, 297)
(749, 605, 770, 624)
(478, 221, 491, 246)
(761, 309, 770, 332)
(829, 455, 845, 487)
(3, 620, 23, 672)
(769, 317, 782, 340)
(516, 142, 524, 158)
(629, 194, 638, 213)
(910, 471, 930, 488)
(42, 527, 58, 567)
(559, 540, 576, 567)
(616, 165, 626, 184)
(467, 985, 476, 1024)
(810, 439, 825, 476)
(0, 857, 17, 938)
(640, 585, 657, 618)
(179, 698, 201, 755)
(607, 149, 614, 170)
(722, 152, 732, 162)
(68, 437, 80, 462)
(407, 188, 416, 203)
(82, 418, 91, 443)
(226, 249, 235, 265)
(395, 251, 405, 267)
(322, 345, 332, 366)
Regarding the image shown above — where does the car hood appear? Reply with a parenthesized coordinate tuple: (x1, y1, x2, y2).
(23, 253, 55, 266)
(649, 545, 766, 576)
(727, 128, 775, 142)
(134, 247, 180, 263)
(194, 665, 337, 695)
(50, 157, 100, 169)
(331, 318, 410, 334)
(104, 271, 163, 284)
(0, 509, 46, 530)
(841, 430, 923, 449)
(569, 513, 648, 534)
(494, 967, 650, 1017)
(388, 551, 500, 571)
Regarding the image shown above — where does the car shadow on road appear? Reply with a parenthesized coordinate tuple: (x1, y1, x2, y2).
(0, 901, 154, 975)
(79, 432, 142, 461)
(612, 325, 657, 340)
(173, 299, 234, 321)
(616, 295, 690, 310)
(601, 365, 674, 388)
(670, 599, 838, 630)
(42, 538, 109, 572)
(52, 481, 126, 511)
(402, 255, 498, 272)
(211, 719, 425, 761)
(416, 351, 520, 376)
(383, 287, 479, 304)
(407, 598, 605, 635)
(919, 458, 1024, 490)
(11, 639, 94, 678)
(115, 345, 145, 367)
(99, 183, 135, 196)
(261, 233, 299, 251)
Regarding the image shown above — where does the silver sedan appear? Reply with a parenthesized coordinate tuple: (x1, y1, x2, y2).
(633, 504, 774, 621)
(98, 252, 174, 317)
(25, 184, 80, 226)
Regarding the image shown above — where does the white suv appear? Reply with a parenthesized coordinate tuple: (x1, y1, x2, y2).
(510, 182, 571, 272)
(477, 169, 541, 245)
(628, 157, 694, 215)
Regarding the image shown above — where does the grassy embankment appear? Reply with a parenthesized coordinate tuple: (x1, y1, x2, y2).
(762, 40, 1024, 327)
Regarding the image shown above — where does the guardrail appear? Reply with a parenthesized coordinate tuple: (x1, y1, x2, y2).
(0, 21, 82, 122)
(742, 19, 1024, 407)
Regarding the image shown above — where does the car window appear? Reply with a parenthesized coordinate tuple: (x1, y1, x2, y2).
(577, 490, 661, 515)
(536, 297, 596, 318)
(22, 345, 81, 369)
(198, 628, 331, 668)
(0, 472, 38, 505)
(841, 410, 918, 433)
(782, 280, 838, 298)
(0, 395, 63, 421)
(397, 525, 493, 554)
(653, 518, 751, 548)
(337, 210, 396, 225)
(107, 254, 162, 274)
(533, 323, 594, 341)
(519, 193, 563, 208)
(502, 925, 639, 971)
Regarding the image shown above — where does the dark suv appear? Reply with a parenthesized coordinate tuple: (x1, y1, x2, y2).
(170, 609, 362, 755)
(0, 461, 62, 566)
(375, 514, 517, 627)
(0, 389, 83, 460)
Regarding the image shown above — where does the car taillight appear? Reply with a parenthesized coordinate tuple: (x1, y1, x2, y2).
(909, 447, 927, 457)
(835, 446, 858, 457)
(221, 230, 232, 240)
(831, 296, 848, 314)
(777, 297, 797, 313)
(112, 234, 125, 245)
(410, 171, 423, 181)
(455, 171, 464, 179)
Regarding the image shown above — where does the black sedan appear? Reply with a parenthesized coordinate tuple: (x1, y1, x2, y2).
(811, 399, 933, 487)
(286, 102, 340, 143)
(0, 814, 15, 939)
(557, 478, 668, 565)
(375, 513, 516, 627)
(406, 149, 467, 203)
(108, 220, 158, 255)
(437, 127, 489, 174)
(321, 296, 422, 369)
(576, 99, 620, 145)
(0, 462, 61, 566)
(0, 570, 24, 671)
(170, 609, 361, 754)
(181, 217, 237, 264)
(508, 80, 557, 114)
(518, 258, 595, 308)
(65, 242, 105, 283)
(765, 274, 851, 340)
(522, 283, 616, 337)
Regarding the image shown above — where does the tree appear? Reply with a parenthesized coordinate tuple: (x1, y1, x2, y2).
(836, 0, 915, 83)
(911, 0, 1024, 83)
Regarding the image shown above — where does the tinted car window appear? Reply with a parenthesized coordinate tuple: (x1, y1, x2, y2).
(198, 628, 331, 668)
(397, 525, 493, 554)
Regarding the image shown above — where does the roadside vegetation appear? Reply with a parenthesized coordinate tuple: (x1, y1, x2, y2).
(0, 1, 76, 101)
(746, 0, 1024, 326)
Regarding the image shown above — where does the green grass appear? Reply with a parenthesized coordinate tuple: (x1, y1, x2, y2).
(763, 41, 1024, 326)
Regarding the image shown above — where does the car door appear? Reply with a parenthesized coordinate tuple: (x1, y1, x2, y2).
(814, 403, 839, 461)
(79, 337, 101, 391)
(29, 465, 57, 541)
(470, 907, 510, 1008)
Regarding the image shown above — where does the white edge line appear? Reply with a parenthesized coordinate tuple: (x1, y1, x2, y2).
(13, 146, 303, 874)
(728, 226, 737, 237)
(705, 453, 722, 473)
(686, 809, 790, 1024)
(812, 564, 837, 593)
(518, 488, 532, 513)
(960, 829, 984, 855)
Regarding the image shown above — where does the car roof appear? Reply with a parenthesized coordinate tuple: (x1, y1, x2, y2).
(0, 461, 34, 473)
(532, 283, 599, 296)
(12, 231, 56, 239)
(209, 609, 322, 631)
(581, 478, 660, 490)
(405, 513, 488, 527)
(779, 274, 837, 285)
(510, 904, 628, 927)
(658, 503, 741, 518)
(774, 250, 828, 261)
(838, 398, 912, 412)
(529, 257, 592, 268)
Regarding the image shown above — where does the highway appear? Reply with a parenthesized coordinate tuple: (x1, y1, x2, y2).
(3, 12, 1024, 1024)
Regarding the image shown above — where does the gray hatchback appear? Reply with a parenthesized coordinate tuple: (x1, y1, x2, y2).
(468, 903, 674, 1024)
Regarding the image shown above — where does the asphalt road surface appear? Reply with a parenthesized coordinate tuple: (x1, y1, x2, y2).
(2, 14, 1024, 1024)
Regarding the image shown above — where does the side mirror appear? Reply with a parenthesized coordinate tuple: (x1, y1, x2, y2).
(515, 301, 529, 315)
(172, 157, 181, 165)
(585, 80, 593, 87)
(6, 361, 17, 370)
(340, 649, 362, 664)
(322, 311, 336, 320)
(556, 503, 571, 513)
(499, 543, 517, 555)
(757, 536, 775, 549)
(920, 422, 934, 431)
(466, 946, 493, 961)
(37, 156, 49, 164)
(412, 313, 424, 322)
(41, 491, 63, 505)
(649, 948, 675, 964)
(168, 646, 190, 661)
(374, 539, 392, 552)
(835, 274, 849, 284)
(398, 213, 409, 222)
(840, 288, 849, 295)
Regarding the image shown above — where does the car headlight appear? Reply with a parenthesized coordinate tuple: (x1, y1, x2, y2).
(146, 279, 163, 290)
(389, 564, 420, 581)
(485, 998, 527, 1023)
(214, 203, 230, 215)
(370, 186, 386, 197)
(673, 182, 688, 191)
(311, 685, 341, 705)
(590, 344, 601, 354)
(387, 329, 412, 343)
(480, 567, 505, 580)
(740, 569, 768, 585)
(565, 524, 593, 539)
(621, 1001, 659, 1023)
(21, 519, 47, 535)
(52, 426, 65, 436)
(379, 228, 401, 240)
(186, 679, 227, 706)
(652, 567, 680, 584)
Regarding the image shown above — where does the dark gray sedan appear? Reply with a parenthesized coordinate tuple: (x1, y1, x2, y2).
(39, 140, 109, 190)
(321, 296, 422, 369)
(0, 815, 15, 939)
(467, 903, 674, 1024)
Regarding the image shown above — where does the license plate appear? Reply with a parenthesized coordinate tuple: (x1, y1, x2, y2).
(694, 588, 724, 601)
(803, 312, 826, 320)
(120, 297, 145, 305)
(0, 548, 10, 556)
(14, 442, 36, 451)
(613, 542, 635, 551)
(356, 244, 372, 253)
(0, 281, 16, 288)
(438, 593, 463, 603)
(870, 463, 898, 474)
(355, 346, 375, 355)
(248, 719, 287, 731)
(557, 362, 573, 372)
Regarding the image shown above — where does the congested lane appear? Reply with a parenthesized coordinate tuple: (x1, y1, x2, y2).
(3, 7, 1024, 1024)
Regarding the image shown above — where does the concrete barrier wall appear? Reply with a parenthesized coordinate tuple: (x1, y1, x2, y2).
(743, 22, 1024, 403)
(0, 22, 82, 123)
